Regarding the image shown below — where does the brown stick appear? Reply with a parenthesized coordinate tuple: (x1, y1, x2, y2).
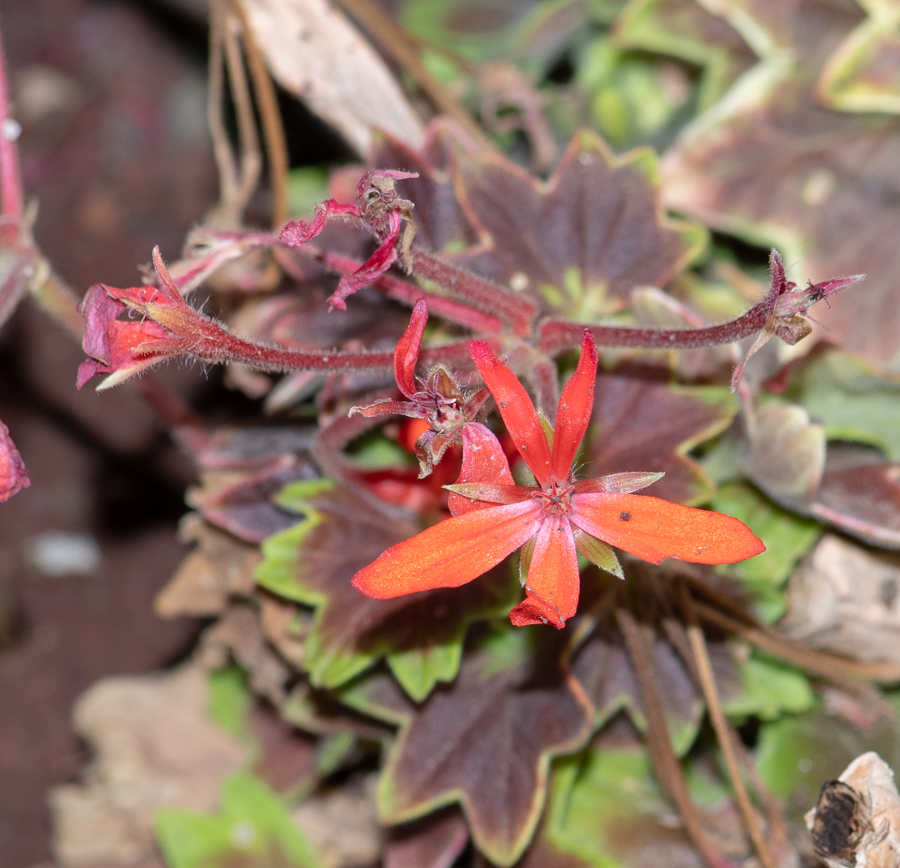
(232, 0, 289, 228)
(616, 607, 725, 868)
(692, 599, 900, 685)
(679, 586, 775, 868)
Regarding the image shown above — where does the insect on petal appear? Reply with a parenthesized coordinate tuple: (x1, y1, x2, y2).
(570, 493, 765, 565)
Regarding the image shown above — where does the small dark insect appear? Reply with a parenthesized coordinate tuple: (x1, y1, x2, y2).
(810, 779, 871, 867)
(619, 512, 632, 522)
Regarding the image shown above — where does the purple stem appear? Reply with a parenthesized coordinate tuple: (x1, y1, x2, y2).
(538, 290, 777, 355)
(411, 250, 536, 337)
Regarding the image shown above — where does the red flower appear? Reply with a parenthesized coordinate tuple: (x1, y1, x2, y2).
(77, 247, 199, 390)
(353, 332, 765, 628)
(0, 419, 29, 502)
(350, 298, 490, 477)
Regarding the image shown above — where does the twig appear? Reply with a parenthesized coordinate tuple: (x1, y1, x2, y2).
(616, 606, 728, 868)
(679, 584, 775, 868)
(207, 0, 240, 211)
(692, 599, 900, 685)
(222, 3, 262, 214)
(232, 0, 289, 228)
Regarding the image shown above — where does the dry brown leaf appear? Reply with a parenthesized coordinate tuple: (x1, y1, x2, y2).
(259, 591, 308, 671)
(781, 534, 900, 663)
(239, 0, 424, 155)
(49, 662, 246, 867)
(155, 516, 261, 618)
(201, 601, 293, 704)
(805, 751, 900, 868)
(291, 772, 381, 868)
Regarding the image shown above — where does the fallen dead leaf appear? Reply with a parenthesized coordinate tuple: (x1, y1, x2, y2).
(201, 601, 293, 705)
(292, 772, 381, 868)
(155, 515, 261, 618)
(49, 661, 246, 867)
(239, 0, 424, 155)
(781, 534, 900, 663)
(805, 751, 900, 868)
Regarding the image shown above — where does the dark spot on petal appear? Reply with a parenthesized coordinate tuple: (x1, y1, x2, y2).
(620, 512, 632, 522)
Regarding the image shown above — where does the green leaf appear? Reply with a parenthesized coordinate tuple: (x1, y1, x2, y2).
(338, 627, 593, 867)
(710, 482, 821, 622)
(256, 481, 516, 701)
(388, 640, 463, 703)
(156, 773, 320, 868)
(545, 745, 699, 866)
(721, 654, 814, 722)
(208, 667, 253, 741)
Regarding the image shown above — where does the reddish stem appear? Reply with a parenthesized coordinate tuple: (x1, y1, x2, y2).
(539, 301, 774, 355)
(318, 249, 503, 334)
(0, 28, 22, 226)
(411, 250, 536, 337)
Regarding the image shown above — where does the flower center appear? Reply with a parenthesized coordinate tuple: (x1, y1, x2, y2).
(533, 480, 574, 516)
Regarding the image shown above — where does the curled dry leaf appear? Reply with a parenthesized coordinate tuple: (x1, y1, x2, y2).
(201, 601, 293, 705)
(742, 404, 826, 509)
(781, 534, 900, 663)
(49, 662, 246, 867)
(292, 772, 381, 868)
(258, 590, 308, 671)
(239, 0, 423, 155)
(155, 516, 261, 618)
(805, 751, 900, 868)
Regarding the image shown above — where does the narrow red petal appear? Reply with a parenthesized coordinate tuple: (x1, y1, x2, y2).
(352, 500, 541, 598)
(449, 423, 515, 516)
(509, 516, 580, 628)
(394, 299, 427, 398)
(469, 341, 553, 488)
(570, 493, 765, 565)
(552, 331, 598, 481)
(445, 483, 534, 504)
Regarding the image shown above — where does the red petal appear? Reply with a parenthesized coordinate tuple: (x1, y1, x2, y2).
(445, 483, 533, 504)
(394, 300, 427, 398)
(328, 223, 400, 310)
(79, 284, 126, 364)
(570, 493, 765, 565)
(509, 516, 580, 629)
(449, 423, 515, 516)
(552, 331, 597, 481)
(352, 500, 541, 598)
(469, 341, 553, 488)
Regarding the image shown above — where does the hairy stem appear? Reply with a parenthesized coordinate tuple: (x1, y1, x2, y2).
(0, 23, 22, 226)
(539, 299, 775, 355)
(411, 249, 536, 336)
